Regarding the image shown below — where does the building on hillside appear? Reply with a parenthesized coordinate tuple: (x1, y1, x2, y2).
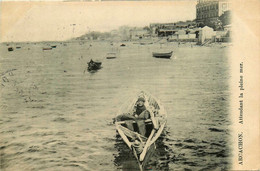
(129, 28, 149, 40)
(196, 0, 231, 24)
(150, 21, 196, 37)
(150, 21, 195, 30)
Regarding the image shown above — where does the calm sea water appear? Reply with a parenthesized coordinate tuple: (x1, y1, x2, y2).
(0, 41, 231, 171)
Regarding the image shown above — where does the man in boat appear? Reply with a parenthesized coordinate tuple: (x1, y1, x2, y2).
(88, 59, 99, 71)
(116, 97, 150, 136)
(116, 97, 150, 120)
(133, 97, 150, 120)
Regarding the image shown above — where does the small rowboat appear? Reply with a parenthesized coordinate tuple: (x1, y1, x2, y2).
(8, 47, 14, 51)
(87, 59, 102, 71)
(115, 91, 167, 170)
(106, 52, 117, 59)
(140, 42, 153, 45)
(42, 47, 52, 51)
(152, 51, 173, 58)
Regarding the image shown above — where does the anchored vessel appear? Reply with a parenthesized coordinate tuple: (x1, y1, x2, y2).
(87, 59, 102, 71)
(152, 51, 173, 58)
(106, 52, 117, 59)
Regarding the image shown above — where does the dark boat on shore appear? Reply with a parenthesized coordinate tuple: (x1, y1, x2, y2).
(87, 59, 102, 71)
(152, 51, 173, 59)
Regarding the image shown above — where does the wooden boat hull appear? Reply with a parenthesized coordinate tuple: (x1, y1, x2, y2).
(140, 42, 153, 45)
(106, 52, 117, 59)
(106, 57, 116, 59)
(152, 51, 173, 58)
(8, 47, 14, 51)
(115, 91, 167, 170)
(42, 47, 52, 51)
(87, 60, 102, 71)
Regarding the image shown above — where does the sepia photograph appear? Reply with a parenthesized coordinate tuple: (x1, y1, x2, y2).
(0, 0, 259, 171)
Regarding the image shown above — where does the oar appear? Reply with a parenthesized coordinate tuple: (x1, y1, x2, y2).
(139, 129, 156, 162)
(147, 107, 158, 130)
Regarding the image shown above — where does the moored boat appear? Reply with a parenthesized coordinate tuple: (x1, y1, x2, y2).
(152, 51, 173, 58)
(106, 52, 117, 59)
(42, 47, 52, 51)
(8, 47, 14, 51)
(87, 59, 102, 71)
(115, 91, 167, 170)
(140, 42, 153, 45)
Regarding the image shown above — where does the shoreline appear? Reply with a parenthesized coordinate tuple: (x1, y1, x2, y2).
(0, 39, 232, 49)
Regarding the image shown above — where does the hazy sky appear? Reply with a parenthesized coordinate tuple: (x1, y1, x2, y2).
(0, 1, 196, 42)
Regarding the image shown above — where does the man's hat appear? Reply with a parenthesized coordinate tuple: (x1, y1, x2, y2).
(137, 97, 145, 102)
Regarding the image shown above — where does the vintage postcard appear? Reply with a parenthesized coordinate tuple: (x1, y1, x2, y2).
(0, 0, 259, 170)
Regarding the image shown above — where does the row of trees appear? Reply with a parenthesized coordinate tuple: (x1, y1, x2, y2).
(76, 31, 112, 40)
(198, 10, 231, 30)
(76, 26, 151, 41)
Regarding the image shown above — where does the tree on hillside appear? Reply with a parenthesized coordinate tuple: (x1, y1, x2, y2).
(219, 10, 231, 26)
(203, 18, 223, 31)
(198, 22, 205, 28)
(143, 26, 152, 34)
(89, 31, 100, 40)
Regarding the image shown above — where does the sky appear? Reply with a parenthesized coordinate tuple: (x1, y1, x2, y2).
(0, 1, 196, 42)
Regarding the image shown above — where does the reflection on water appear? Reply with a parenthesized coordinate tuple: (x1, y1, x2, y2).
(113, 129, 171, 171)
(114, 124, 230, 171)
(0, 41, 231, 170)
(113, 133, 141, 171)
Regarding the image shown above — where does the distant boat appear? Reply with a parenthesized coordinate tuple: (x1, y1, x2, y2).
(152, 51, 173, 59)
(106, 52, 117, 59)
(51, 45, 57, 48)
(8, 47, 13, 51)
(140, 42, 153, 45)
(87, 59, 102, 71)
(120, 44, 126, 47)
(42, 47, 52, 51)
